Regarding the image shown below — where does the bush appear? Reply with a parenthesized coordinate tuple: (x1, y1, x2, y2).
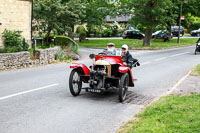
(54, 36, 70, 47)
(102, 29, 112, 37)
(55, 53, 72, 62)
(2, 29, 23, 47)
(189, 23, 200, 32)
(76, 26, 87, 42)
(1, 29, 29, 53)
(110, 25, 118, 36)
(54, 36, 79, 48)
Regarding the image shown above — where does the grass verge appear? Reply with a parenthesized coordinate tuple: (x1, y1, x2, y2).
(79, 38, 197, 49)
(79, 39, 139, 48)
(191, 64, 200, 76)
(117, 94, 200, 133)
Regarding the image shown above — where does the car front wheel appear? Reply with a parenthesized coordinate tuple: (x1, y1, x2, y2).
(119, 73, 129, 102)
(69, 69, 82, 96)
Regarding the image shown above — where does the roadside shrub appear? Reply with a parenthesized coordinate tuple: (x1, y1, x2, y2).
(76, 26, 87, 42)
(54, 35, 79, 48)
(69, 45, 79, 55)
(55, 53, 72, 62)
(55, 36, 70, 47)
(110, 25, 118, 36)
(2, 29, 23, 47)
(102, 29, 112, 37)
(1, 29, 29, 53)
(189, 23, 200, 32)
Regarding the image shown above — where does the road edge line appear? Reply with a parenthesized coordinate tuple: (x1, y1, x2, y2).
(148, 70, 192, 105)
(165, 70, 192, 96)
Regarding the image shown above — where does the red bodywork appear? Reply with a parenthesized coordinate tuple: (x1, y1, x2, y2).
(70, 55, 134, 86)
(70, 63, 90, 75)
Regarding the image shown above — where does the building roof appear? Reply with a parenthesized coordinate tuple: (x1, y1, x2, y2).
(105, 15, 131, 22)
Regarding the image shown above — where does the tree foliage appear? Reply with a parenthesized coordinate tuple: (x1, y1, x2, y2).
(33, 0, 85, 39)
(119, 0, 200, 46)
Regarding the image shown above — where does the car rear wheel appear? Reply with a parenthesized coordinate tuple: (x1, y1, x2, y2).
(69, 69, 82, 96)
(119, 73, 129, 102)
(195, 48, 199, 55)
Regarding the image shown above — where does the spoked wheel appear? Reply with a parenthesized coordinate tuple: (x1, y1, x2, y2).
(69, 70, 82, 96)
(119, 73, 129, 102)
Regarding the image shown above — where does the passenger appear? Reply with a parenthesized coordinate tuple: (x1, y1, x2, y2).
(121, 44, 133, 68)
(103, 43, 116, 56)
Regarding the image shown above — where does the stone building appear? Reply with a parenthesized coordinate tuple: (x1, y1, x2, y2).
(0, 0, 32, 47)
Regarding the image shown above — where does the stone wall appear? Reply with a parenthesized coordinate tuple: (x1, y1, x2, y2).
(0, 47, 62, 71)
(0, 52, 30, 71)
(33, 47, 62, 65)
(0, 0, 32, 47)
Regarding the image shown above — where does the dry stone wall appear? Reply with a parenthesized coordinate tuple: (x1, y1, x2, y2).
(0, 47, 61, 71)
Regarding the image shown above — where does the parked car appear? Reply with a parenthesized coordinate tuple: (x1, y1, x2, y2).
(190, 28, 200, 36)
(152, 30, 172, 41)
(122, 30, 144, 40)
(171, 26, 184, 37)
(152, 30, 167, 39)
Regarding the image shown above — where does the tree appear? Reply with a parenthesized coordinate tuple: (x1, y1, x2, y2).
(120, 0, 175, 46)
(82, 0, 116, 33)
(33, 0, 85, 40)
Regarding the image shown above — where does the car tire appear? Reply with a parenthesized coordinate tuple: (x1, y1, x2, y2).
(119, 73, 129, 102)
(125, 37, 129, 39)
(195, 49, 197, 55)
(69, 69, 82, 96)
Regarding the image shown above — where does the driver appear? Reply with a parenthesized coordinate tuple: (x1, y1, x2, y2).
(121, 44, 133, 68)
(103, 43, 116, 56)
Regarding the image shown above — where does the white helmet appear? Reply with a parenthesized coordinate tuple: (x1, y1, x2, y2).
(122, 44, 128, 50)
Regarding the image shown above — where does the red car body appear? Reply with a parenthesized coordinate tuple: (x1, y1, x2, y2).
(70, 55, 134, 86)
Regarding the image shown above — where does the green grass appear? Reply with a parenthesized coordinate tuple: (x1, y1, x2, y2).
(191, 64, 200, 76)
(79, 39, 139, 48)
(79, 38, 197, 49)
(117, 94, 200, 133)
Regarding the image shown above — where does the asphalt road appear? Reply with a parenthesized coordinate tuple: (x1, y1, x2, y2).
(0, 46, 199, 133)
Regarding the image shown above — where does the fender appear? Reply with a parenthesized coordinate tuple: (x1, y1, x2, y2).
(70, 63, 90, 75)
(118, 66, 129, 73)
(118, 67, 134, 87)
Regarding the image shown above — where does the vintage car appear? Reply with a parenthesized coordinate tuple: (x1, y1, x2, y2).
(69, 53, 140, 102)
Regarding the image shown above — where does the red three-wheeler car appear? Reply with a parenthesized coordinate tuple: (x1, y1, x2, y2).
(69, 53, 139, 102)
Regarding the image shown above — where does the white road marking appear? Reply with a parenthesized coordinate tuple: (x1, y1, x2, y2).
(0, 83, 59, 101)
(141, 61, 151, 66)
(154, 57, 168, 61)
(165, 71, 191, 95)
(147, 71, 191, 106)
(169, 52, 190, 57)
(141, 52, 190, 66)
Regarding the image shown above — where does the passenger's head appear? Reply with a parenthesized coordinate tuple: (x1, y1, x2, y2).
(107, 43, 115, 52)
(122, 44, 128, 54)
